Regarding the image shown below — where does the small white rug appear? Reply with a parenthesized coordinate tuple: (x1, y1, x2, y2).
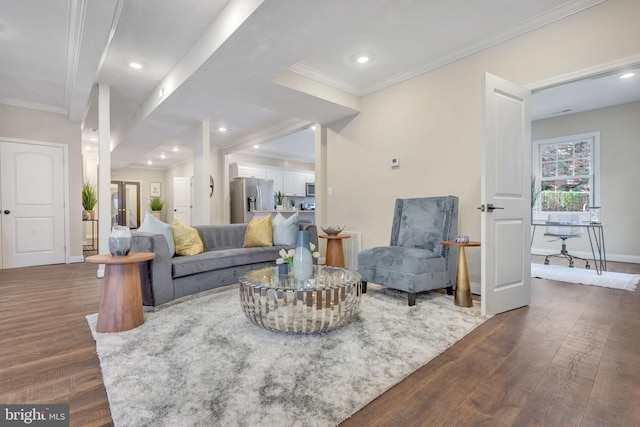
(87, 284, 489, 427)
(531, 263, 639, 291)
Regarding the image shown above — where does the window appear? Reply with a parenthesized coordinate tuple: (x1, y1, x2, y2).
(533, 132, 600, 219)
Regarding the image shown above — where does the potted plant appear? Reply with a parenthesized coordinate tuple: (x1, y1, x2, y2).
(150, 197, 164, 219)
(82, 180, 98, 219)
(274, 191, 284, 211)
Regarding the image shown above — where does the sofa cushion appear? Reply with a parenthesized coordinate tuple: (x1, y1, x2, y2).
(172, 218, 204, 256)
(243, 215, 273, 248)
(172, 246, 286, 278)
(272, 212, 298, 246)
(138, 213, 175, 257)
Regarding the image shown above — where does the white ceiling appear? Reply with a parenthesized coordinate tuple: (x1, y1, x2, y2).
(1, 0, 638, 169)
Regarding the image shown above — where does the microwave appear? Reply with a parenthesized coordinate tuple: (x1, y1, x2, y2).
(305, 182, 315, 197)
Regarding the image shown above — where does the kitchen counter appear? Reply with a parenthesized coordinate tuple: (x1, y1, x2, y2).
(247, 210, 315, 224)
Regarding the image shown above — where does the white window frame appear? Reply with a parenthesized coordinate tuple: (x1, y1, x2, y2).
(532, 131, 600, 221)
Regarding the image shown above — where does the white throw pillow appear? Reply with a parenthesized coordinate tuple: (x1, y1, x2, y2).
(138, 213, 176, 257)
(272, 212, 299, 246)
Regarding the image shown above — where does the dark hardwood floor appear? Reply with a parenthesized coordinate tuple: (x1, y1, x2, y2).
(1, 258, 638, 426)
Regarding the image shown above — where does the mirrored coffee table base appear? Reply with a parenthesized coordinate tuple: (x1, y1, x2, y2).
(239, 266, 362, 334)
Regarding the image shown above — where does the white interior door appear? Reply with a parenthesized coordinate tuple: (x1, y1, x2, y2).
(1, 141, 65, 268)
(173, 176, 191, 225)
(481, 73, 531, 316)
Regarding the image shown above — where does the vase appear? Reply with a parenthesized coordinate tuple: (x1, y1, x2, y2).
(109, 225, 132, 256)
(278, 263, 289, 275)
(292, 230, 313, 281)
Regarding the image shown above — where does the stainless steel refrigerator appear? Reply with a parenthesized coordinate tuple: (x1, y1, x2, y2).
(230, 177, 274, 223)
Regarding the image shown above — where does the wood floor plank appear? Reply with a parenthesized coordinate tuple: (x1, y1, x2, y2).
(2, 260, 639, 426)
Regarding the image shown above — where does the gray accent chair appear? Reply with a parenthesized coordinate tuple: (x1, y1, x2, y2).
(357, 196, 459, 306)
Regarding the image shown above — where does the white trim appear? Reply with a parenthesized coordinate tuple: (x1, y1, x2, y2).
(470, 281, 481, 296)
(221, 118, 311, 154)
(527, 55, 640, 91)
(531, 248, 640, 264)
(532, 131, 600, 222)
(291, 0, 606, 96)
(0, 97, 68, 115)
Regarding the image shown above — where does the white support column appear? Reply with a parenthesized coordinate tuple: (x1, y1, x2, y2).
(97, 83, 111, 278)
(315, 124, 327, 260)
(192, 119, 211, 225)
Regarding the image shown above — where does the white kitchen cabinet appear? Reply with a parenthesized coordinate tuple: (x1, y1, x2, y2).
(266, 168, 283, 195)
(305, 172, 315, 183)
(230, 163, 267, 179)
(283, 171, 307, 196)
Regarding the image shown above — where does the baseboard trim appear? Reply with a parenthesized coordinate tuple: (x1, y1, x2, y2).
(69, 255, 84, 263)
(470, 282, 481, 295)
(531, 248, 640, 264)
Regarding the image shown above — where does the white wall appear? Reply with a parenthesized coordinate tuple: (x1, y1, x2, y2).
(0, 104, 83, 258)
(111, 167, 167, 222)
(323, 0, 640, 281)
(531, 101, 640, 262)
(164, 148, 225, 225)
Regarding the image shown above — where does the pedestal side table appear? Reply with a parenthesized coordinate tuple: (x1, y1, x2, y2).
(86, 252, 155, 333)
(441, 241, 481, 308)
(319, 234, 351, 267)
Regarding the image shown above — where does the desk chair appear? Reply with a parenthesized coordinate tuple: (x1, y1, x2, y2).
(544, 213, 590, 269)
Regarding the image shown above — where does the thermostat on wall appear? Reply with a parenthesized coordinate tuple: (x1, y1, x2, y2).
(391, 157, 400, 168)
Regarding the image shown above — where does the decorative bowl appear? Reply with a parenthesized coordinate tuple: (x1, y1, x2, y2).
(321, 225, 345, 236)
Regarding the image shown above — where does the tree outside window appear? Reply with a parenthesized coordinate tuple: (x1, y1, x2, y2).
(534, 132, 600, 217)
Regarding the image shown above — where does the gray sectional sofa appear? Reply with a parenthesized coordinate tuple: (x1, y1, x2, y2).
(132, 223, 318, 307)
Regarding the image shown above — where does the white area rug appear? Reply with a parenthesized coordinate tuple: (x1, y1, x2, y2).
(87, 284, 488, 426)
(531, 263, 639, 291)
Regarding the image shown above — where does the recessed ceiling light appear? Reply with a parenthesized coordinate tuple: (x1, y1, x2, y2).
(253, 144, 260, 149)
(356, 55, 370, 64)
(129, 62, 143, 70)
(147, 160, 152, 165)
(218, 127, 228, 132)
(90, 137, 97, 142)
(310, 125, 316, 130)
(160, 154, 166, 159)
(172, 147, 179, 152)
(620, 72, 635, 79)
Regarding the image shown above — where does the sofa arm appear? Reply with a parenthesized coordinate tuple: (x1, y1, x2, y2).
(131, 232, 174, 306)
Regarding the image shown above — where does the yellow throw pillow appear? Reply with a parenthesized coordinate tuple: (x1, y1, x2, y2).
(243, 215, 273, 248)
(172, 218, 204, 256)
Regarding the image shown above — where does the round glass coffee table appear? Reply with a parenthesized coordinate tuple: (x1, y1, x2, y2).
(239, 266, 362, 334)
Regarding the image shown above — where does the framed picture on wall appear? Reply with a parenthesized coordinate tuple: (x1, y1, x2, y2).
(150, 182, 161, 197)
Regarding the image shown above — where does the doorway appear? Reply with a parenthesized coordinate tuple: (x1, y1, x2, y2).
(110, 181, 140, 228)
(0, 140, 66, 268)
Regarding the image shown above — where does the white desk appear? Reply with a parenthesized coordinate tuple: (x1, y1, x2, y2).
(531, 221, 607, 274)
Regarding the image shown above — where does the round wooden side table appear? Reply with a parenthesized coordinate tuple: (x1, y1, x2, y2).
(86, 252, 155, 333)
(441, 241, 481, 308)
(319, 234, 351, 267)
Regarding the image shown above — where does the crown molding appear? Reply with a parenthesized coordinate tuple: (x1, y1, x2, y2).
(221, 118, 311, 154)
(0, 97, 67, 115)
(64, 0, 86, 114)
(526, 54, 640, 91)
(288, 63, 361, 96)
(291, 0, 607, 97)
